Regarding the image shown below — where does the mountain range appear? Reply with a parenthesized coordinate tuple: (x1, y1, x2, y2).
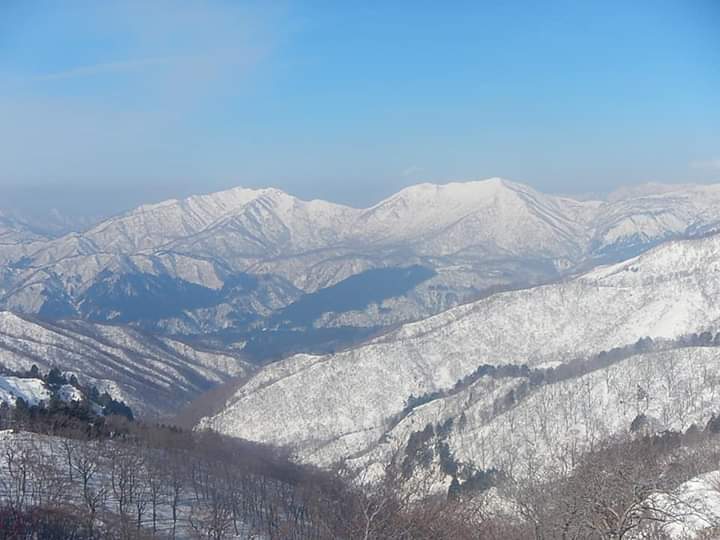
(3, 179, 720, 359)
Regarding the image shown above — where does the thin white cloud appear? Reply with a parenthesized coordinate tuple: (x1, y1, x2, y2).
(32, 56, 178, 82)
(690, 158, 720, 171)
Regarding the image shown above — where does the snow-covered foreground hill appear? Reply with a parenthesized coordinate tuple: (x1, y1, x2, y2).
(198, 233, 720, 480)
(4, 179, 720, 355)
(0, 312, 249, 418)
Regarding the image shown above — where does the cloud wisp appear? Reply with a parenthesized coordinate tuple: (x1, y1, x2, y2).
(690, 159, 720, 171)
(32, 56, 179, 82)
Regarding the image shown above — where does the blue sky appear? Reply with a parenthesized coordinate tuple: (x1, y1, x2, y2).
(1, 0, 718, 212)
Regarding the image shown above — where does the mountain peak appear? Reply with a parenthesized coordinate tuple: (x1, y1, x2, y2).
(394, 177, 521, 196)
(369, 178, 533, 212)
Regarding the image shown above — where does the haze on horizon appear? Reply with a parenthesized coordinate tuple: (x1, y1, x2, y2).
(1, 0, 719, 217)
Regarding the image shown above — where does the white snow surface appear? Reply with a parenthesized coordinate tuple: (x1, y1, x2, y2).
(0, 376, 49, 406)
(0, 377, 85, 407)
(642, 470, 720, 539)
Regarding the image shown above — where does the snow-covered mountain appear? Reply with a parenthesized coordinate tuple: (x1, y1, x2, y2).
(0, 211, 46, 245)
(198, 232, 720, 479)
(356, 179, 592, 258)
(590, 183, 720, 258)
(3, 179, 720, 356)
(0, 312, 249, 417)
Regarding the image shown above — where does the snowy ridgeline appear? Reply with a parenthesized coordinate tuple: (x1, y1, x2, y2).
(4, 179, 720, 338)
(0, 430, 319, 540)
(8, 178, 720, 276)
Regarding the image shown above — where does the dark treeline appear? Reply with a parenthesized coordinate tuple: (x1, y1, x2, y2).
(4, 405, 720, 538)
(0, 406, 489, 539)
(398, 419, 720, 539)
(398, 330, 720, 427)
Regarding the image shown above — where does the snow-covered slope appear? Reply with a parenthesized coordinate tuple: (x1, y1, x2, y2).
(0, 312, 249, 417)
(85, 186, 357, 255)
(356, 179, 592, 260)
(648, 470, 720, 539)
(0, 375, 86, 407)
(0, 376, 50, 406)
(330, 344, 720, 495)
(199, 233, 720, 472)
(441, 347, 720, 478)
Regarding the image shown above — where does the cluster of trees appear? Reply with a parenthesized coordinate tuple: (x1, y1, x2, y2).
(0, 408, 496, 539)
(397, 333, 718, 433)
(5, 408, 720, 538)
(398, 417, 504, 501)
(373, 421, 720, 539)
(1, 364, 78, 389)
(5, 329, 720, 538)
(365, 425, 720, 539)
(0, 505, 98, 539)
(498, 425, 720, 539)
(0, 364, 134, 424)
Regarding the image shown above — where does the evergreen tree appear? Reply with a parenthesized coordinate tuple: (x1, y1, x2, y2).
(102, 399, 134, 421)
(47, 367, 67, 390)
(448, 477, 462, 500)
(88, 386, 100, 402)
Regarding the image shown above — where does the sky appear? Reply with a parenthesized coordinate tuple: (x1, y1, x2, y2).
(1, 0, 719, 216)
